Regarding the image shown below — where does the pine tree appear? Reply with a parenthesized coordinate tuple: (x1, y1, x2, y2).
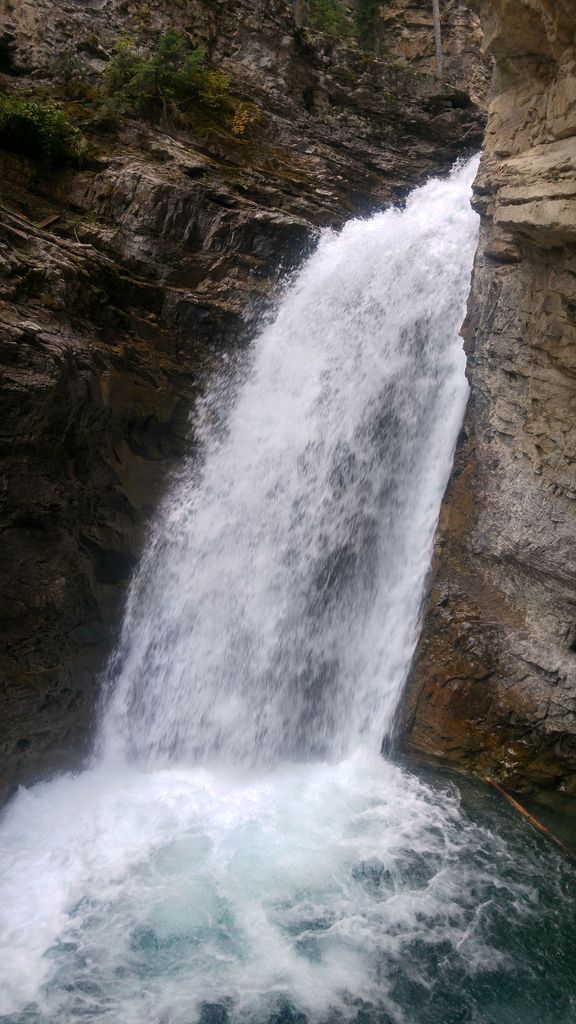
(309, 0, 348, 35)
(354, 0, 382, 52)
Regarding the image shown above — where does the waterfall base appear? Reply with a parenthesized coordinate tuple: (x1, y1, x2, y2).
(1, 754, 575, 1023)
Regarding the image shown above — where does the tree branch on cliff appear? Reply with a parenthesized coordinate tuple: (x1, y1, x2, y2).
(432, 0, 443, 76)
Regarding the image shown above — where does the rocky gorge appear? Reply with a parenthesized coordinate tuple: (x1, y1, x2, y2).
(3, 6, 576, 1022)
(1, 0, 575, 810)
(0, 0, 487, 801)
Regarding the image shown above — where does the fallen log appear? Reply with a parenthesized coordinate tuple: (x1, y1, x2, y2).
(36, 213, 61, 229)
(486, 778, 576, 861)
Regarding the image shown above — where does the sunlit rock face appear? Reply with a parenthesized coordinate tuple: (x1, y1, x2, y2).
(0, 0, 487, 798)
(404, 0, 576, 794)
(363, 0, 492, 105)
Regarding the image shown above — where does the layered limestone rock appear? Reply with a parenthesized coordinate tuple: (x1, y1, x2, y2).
(375, 0, 492, 105)
(404, 0, 576, 794)
(0, 0, 486, 797)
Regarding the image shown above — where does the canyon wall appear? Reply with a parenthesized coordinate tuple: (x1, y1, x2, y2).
(404, 0, 576, 794)
(0, 0, 485, 798)
(376, 0, 491, 104)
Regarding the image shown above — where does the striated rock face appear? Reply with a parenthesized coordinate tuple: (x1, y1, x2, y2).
(403, 0, 576, 794)
(0, 0, 486, 797)
(375, 0, 492, 105)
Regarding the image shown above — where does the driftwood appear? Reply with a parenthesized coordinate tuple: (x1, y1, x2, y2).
(486, 778, 576, 862)
(36, 213, 61, 229)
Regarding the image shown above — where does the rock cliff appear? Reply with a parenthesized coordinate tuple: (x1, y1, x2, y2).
(0, 0, 486, 798)
(404, 0, 576, 794)
(374, 0, 491, 105)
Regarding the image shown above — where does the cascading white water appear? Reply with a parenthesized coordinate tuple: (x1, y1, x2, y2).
(2, 158, 575, 1024)
(99, 158, 475, 770)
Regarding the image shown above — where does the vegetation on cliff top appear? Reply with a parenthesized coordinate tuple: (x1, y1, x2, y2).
(308, 0, 348, 35)
(0, 95, 89, 166)
(0, 4, 391, 170)
(354, 0, 386, 49)
(305, 0, 386, 50)
(103, 30, 235, 121)
(0, 28, 259, 169)
(101, 30, 258, 136)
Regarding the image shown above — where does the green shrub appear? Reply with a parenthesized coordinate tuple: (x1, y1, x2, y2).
(229, 101, 260, 137)
(355, 0, 383, 50)
(52, 49, 94, 100)
(0, 95, 88, 166)
(103, 30, 235, 123)
(308, 0, 348, 35)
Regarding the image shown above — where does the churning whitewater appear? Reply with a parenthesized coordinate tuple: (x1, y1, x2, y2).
(99, 157, 476, 768)
(1, 158, 575, 1024)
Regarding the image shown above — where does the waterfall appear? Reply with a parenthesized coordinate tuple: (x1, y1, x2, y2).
(3, 157, 574, 1024)
(99, 157, 477, 770)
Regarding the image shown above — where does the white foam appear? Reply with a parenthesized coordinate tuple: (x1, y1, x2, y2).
(0, 753, 518, 1021)
(99, 158, 480, 769)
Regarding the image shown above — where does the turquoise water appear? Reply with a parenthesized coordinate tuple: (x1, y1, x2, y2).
(0, 755, 575, 1024)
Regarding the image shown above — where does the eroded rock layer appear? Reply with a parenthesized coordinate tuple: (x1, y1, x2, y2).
(404, 0, 576, 794)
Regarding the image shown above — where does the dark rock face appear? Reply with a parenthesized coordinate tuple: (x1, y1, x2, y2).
(403, 0, 576, 795)
(0, 0, 486, 796)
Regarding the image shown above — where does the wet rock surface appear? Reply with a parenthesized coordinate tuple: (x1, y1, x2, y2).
(404, 0, 576, 795)
(0, 0, 486, 796)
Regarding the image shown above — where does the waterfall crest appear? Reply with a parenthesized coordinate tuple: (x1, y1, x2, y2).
(100, 157, 479, 769)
